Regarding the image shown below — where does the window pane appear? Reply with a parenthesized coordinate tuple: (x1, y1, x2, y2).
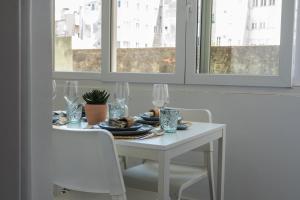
(54, 0, 101, 72)
(198, 0, 281, 75)
(112, 0, 176, 73)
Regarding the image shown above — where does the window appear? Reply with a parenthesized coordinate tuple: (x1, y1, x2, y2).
(54, 0, 297, 87)
(100, 0, 185, 84)
(253, 0, 258, 7)
(207, 0, 280, 75)
(259, 22, 266, 29)
(186, 0, 296, 86)
(269, 0, 276, 5)
(54, 0, 102, 74)
(136, 23, 140, 30)
(112, 0, 176, 73)
(261, 0, 267, 6)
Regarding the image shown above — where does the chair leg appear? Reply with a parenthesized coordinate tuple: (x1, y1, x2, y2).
(206, 143, 216, 200)
(120, 156, 127, 169)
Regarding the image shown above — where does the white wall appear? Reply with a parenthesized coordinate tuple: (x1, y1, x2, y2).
(54, 82, 300, 200)
(30, 0, 53, 200)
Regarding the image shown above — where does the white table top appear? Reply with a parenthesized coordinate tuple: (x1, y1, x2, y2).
(53, 122, 225, 150)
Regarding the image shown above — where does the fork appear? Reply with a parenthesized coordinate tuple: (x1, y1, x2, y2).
(139, 128, 164, 140)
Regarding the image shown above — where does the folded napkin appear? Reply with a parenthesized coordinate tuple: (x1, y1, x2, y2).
(145, 108, 160, 117)
(108, 117, 135, 128)
(52, 111, 68, 126)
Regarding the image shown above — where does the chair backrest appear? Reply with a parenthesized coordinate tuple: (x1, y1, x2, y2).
(52, 128, 126, 197)
(172, 108, 213, 166)
(178, 108, 212, 123)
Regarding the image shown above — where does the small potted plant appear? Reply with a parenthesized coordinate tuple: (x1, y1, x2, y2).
(82, 89, 110, 125)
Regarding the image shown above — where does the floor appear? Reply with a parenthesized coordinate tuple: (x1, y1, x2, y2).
(54, 187, 158, 200)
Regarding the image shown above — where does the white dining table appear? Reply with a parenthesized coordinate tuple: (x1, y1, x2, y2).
(53, 121, 226, 200)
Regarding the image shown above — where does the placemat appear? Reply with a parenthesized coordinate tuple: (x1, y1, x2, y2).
(113, 132, 152, 140)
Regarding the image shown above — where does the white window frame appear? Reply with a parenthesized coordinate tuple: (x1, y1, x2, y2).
(185, 0, 297, 87)
(52, 0, 103, 81)
(100, 0, 186, 84)
(53, 0, 298, 88)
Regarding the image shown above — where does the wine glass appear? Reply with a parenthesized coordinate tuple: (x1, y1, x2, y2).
(64, 81, 79, 104)
(52, 80, 56, 100)
(114, 82, 130, 104)
(152, 84, 169, 108)
(113, 82, 130, 117)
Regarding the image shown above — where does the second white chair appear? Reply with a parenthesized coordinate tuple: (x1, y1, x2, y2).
(123, 108, 215, 200)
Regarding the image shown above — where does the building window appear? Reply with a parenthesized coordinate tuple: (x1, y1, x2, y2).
(123, 41, 130, 48)
(259, 22, 266, 29)
(269, 0, 275, 5)
(261, 0, 267, 6)
(253, 0, 258, 7)
(251, 22, 257, 30)
(117, 0, 121, 8)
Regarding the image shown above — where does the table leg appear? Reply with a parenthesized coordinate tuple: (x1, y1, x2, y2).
(158, 152, 170, 200)
(217, 128, 226, 200)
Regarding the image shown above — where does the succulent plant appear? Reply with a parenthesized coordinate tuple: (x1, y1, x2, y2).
(82, 89, 110, 105)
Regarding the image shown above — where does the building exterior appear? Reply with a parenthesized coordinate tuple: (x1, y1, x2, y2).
(211, 0, 281, 46)
(55, 0, 176, 50)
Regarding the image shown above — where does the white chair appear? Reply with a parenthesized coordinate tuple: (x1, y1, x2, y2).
(52, 128, 127, 200)
(123, 108, 215, 200)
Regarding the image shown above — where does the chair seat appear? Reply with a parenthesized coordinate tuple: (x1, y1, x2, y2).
(123, 161, 207, 197)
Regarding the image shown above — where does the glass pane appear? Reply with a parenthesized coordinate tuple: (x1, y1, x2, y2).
(112, 0, 176, 73)
(54, 0, 102, 72)
(198, 0, 281, 75)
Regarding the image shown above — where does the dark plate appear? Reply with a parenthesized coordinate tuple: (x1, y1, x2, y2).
(99, 122, 143, 131)
(136, 119, 160, 126)
(140, 114, 183, 122)
(140, 114, 160, 121)
(177, 124, 188, 130)
(110, 125, 153, 136)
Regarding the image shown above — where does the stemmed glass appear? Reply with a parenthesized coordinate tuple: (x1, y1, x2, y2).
(152, 84, 169, 108)
(112, 82, 130, 117)
(114, 82, 130, 104)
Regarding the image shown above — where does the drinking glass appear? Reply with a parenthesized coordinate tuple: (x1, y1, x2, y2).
(64, 81, 81, 123)
(64, 81, 79, 104)
(108, 99, 126, 119)
(160, 108, 179, 133)
(152, 84, 169, 108)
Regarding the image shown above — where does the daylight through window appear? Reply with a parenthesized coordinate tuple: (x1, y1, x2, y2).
(54, 0, 102, 73)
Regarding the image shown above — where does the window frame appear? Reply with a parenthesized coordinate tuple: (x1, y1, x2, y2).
(52, 0, 298, 88)
(185, 0, 297, 87)
(100, 0, 186, 84)
(52, 0, 103, 81)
